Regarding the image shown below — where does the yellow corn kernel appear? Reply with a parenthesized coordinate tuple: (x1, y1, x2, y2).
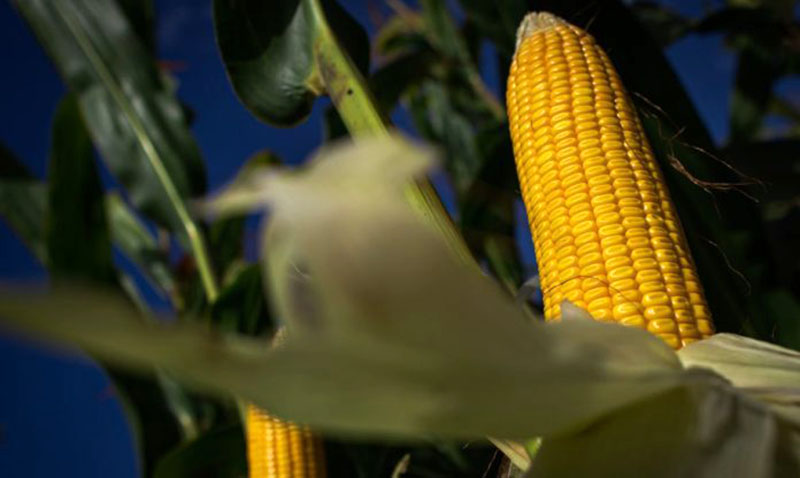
(507, 12, 715, 349)
(246, 404, 326, 478)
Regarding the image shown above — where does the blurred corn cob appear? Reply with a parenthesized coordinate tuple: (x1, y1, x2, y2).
(507, 12, 714, 349)
(246, 404, 326, 478)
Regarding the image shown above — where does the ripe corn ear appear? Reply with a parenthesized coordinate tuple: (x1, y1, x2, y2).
(506, 12, 714, 349)
(246, 404, 326, 478)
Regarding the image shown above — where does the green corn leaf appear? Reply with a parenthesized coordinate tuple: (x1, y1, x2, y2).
(0, 143, 175, 296)
(213, 0, 369, 126)
(106, 193, 175, 299)
(46, 94, 115, 284)
(15, 0, 207, 239)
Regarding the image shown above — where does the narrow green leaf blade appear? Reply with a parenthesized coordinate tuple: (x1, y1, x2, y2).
(16, 0, 207, 237)
(106, 193, 175, 298)
(46, 94, 115, 283)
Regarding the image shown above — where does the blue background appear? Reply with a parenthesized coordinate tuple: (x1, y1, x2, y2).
(1, 0, 797, 476)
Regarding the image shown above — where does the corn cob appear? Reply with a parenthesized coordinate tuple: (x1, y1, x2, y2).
(246, 404, 326, 478)
(506, 12, 714, 349)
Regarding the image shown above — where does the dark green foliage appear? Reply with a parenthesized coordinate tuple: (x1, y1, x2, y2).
(213, 0, 369, 126)
(212, 264, 273, 335)
(0, 146, 48, 263)
(324, 438, 501, 477)
(152, 424, 247, 478)
(16, 0, 207, 238)
(46, 95, 115, 284)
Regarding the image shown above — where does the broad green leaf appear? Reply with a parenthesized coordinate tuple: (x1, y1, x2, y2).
(213, 0, 369, 126)
(46, 94, 115, 283)
(0, 146, 47, 263)
(152, 425, 246, 478)
(16, 0, 207, 238)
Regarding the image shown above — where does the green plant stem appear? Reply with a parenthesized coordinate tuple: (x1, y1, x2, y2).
(308, 0, 472, 264)
(54, 2, 219, 303)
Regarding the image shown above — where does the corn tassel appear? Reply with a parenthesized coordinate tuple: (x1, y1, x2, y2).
(507, 12, 714, 349)
(246, 404, 326, 478)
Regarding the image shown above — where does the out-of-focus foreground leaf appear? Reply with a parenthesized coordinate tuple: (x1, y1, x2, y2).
(3, 137, 800, 478)
(0, 136, 684, 441)
(15, 0, 207, 239)
(213, 0, 369, 126)
(529, 382, 794, 478)
(5, 135, 800, 478)
(46, 94, 115, 283)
